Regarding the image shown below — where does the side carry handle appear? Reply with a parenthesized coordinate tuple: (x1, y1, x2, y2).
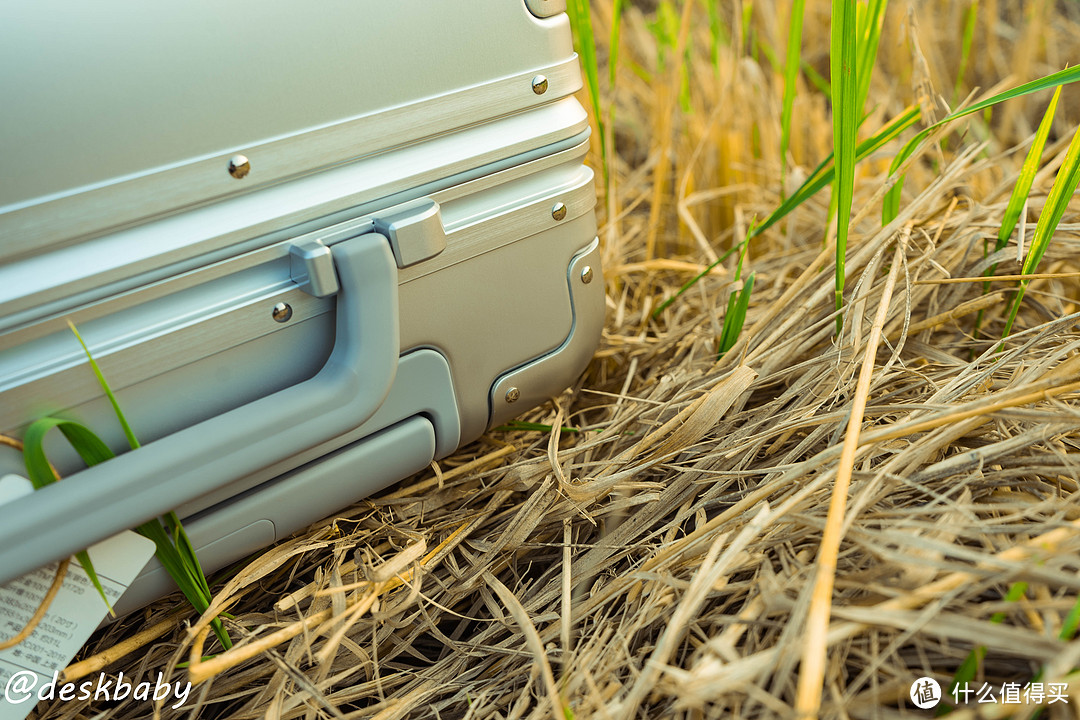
(0, 232, 398, 585)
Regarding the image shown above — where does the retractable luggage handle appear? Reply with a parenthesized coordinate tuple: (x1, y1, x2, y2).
(0, 232, 398, 586)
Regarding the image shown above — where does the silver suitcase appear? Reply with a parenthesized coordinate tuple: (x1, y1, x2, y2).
(0, 0, 602, 614)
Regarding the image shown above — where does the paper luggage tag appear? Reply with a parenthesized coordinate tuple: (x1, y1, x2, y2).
(0, 474, 157, 720)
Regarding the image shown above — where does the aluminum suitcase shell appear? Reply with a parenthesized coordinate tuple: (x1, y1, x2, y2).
(0, 1, 602, 612)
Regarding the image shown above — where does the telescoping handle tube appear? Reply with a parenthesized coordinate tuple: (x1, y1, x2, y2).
(0, 232, 399, 585)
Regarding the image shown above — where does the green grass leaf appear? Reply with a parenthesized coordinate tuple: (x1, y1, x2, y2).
(67, 321, 139, 451)
(716, 219, 757, 357)
(973, 87, 1061, 341)
(706, 0, 728, 70)
(995, 86, 1061, 256)
(718, 273, 756, 358)
(567, 0, 608, 194)
(884, 65, 1080, 224)
(741, 0, 754, 50)
(22, 418, 113, 489)
(953, 1, 979, 105)
(855, 0, 888, 112)
(1001, 119, 1080, 340)
(780, 0, 807, 200)
(65, 322, 232, 648)
(132, 517, 229, 647)
(22, 416, 117, 615)
(830, 0, 860, 331)
(801, 59, 831, 96)
(1060, 592, 1080, 641)
(610, 0, 625, 87)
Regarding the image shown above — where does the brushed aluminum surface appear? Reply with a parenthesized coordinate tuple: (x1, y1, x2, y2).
(1, 1, 576, 253)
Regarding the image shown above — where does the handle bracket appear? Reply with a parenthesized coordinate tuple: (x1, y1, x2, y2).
(290, 239, 339, 297)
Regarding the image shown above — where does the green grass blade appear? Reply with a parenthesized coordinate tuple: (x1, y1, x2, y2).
(928, 65, 1080, 152)
(138, 523, 210, 618)
(801, 60, 831, 96)
(741, 0, 754, 50)
(649, 1, 678, 69)
(717, 219, 756, 356)
(953, 1, 979, 104)
(718, 291, 740, 352)
(653, 243, 743, 319)
(1008, 125, 1080, 312)
(22, 417, 118, 615)
(67, 321, 140, 450)
(884, 65, 1080, 224)
(171, 514, 214, 599)
(734, 218, 753, 282)
(831, 0, 859, 330)
(21, 420, 63, 491)
(995, 86, 1062, 255)
(938, 647, 986, 716)
(609, 0, 625, 87)
(707, 0, 727, 70)
(994, 580, 1030, 623)
(1001, 121, 1080, 340)
(135, 518, 231, 648)
(566, 0, 608, 193)
(780, 0, 807, 200)
(757, 35, 782, 75)
(567, 0, 601, 117)
(1060, 593, 1080, 641)
(24, 416, 117, 482)
(67, 322, 230, 648)
(718, 273, 756, 357)
(855, 0, 888, 112)
(1021, 579, 1077, 720)
(973, 88, 1061, 342)
(71, 551, 113, 615)
(762, 106, 915, 229)
(882, 169, 902, 224)
(679, 61, 693, 114)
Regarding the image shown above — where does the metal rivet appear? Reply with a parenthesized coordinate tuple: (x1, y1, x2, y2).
(580, 265, 593, 284)
(505, 387, 521, 403)
(551, 202, 567, 221)
(272, 302, 293, 323)
(531, 75, 549, 95)
(228, 154, 251, 179)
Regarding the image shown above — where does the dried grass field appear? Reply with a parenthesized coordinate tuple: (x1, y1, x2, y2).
(39, 1, 1080, 718)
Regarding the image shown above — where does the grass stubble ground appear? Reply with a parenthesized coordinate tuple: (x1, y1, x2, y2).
(37, 1, 1080, 718)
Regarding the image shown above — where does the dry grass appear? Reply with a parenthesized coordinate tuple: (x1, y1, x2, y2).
(33, 1, 1080, 718)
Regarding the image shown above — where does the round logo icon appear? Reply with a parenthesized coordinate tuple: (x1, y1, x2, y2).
(910, 677, 942, 709)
